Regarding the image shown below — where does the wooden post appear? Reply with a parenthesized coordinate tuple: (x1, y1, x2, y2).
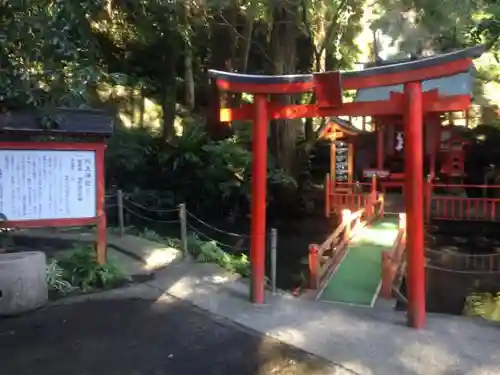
(179, 203, 188, 258)
(330, 140, 336, 187)
(404, 82, 426, 329)
(425, 176, 432, 223)
(96, 143, 107, 265)
(325, 174, 331, 218)
(308, 244, 320, 289)
(377, 123, 384, 170)
(117, 190, 125, 237)
(342, 209, 351, 242)
(348, 142, 354, 186)
(270, 228, 277, 294)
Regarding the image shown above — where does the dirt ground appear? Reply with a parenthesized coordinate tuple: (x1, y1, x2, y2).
(0, 296, 341, 375)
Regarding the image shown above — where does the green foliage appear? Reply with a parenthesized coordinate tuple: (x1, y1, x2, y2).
(0, 0, 108, 111)
(464, 292, 500, 321)
(56, 246, 127, 292)
(187, 233, 251, 277)
(106, 119, 295, 215)
(134, 227, 251, 278)
(466, 1, 500, 51)
(45, 259, 76, 294)
(0, 213, 14, 250)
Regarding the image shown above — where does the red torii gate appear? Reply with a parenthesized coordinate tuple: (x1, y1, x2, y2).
(208, 45, 485, 329)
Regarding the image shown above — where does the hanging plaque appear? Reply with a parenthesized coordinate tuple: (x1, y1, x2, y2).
(334, 141, 349, 182)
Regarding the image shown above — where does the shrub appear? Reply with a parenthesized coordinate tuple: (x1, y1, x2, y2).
(45, 259, 76, 294)
(56, 246, 127, 292)
(464, 292, 500, 321)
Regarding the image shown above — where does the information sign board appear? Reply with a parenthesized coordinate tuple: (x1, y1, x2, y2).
(0, 150, 96, 221)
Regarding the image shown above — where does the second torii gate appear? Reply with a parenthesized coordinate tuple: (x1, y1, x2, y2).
(208, 45, 485, 329)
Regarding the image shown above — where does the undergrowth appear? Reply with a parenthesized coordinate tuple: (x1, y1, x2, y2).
(46, 246, 128, 295)
(138, 227, 251, 277)
(464, 292, 500, 322)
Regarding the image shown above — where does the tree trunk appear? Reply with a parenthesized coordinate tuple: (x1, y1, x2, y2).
(269, 3, 299, 176)
(206, 5, 240, 138)
(184, 43, 195, 110)
(232, 7, 255, 106)
(183, 3, 195, 110)
(161, 37, 178, 140)
(139, 85, 145, 128)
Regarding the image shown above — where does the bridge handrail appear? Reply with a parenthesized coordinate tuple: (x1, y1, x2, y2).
(380, 213, 407, 299)
(325, 174, 379, 218)
(309, 194, 384, 290)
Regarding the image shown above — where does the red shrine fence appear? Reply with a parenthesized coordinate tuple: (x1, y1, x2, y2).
(325, 175, 500, 222)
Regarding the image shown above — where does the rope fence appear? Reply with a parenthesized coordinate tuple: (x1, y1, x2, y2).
(104, 190, 279, 292)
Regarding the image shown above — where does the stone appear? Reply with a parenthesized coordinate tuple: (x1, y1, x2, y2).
(0, 251, 48, 316)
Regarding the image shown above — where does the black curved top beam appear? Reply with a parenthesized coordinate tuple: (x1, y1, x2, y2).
(208, 45, 486, 85)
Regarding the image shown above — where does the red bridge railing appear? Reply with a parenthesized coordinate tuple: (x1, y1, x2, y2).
(325, 174, 378, 218)
(309, 195, 384, 290)
(326, 176, 500, 222)
(380, 213, 407, 299)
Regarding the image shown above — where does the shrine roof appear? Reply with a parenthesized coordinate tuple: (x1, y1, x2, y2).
(317, 117, 363, 140)
(0, 108, 114, 136)
(327, 117, 363, 134)
(209, 45, 484, 89)
(354, 60, 475, 103)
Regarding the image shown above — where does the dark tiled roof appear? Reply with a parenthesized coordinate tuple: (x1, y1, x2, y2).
(355, 51, 476, 103)
(0, 108, 114, 136)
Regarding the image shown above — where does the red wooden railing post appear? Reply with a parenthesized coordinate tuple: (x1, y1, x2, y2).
(371, 174, 377, 216)
(399, 212, 406, 232)
(342, 209, 351, 242)
(308, 244, 320, 289)
(325, 174, 331, 218)
(380, 251, 394, 299)
(379, 193, 385, 218)
(96, 143, 107, 264)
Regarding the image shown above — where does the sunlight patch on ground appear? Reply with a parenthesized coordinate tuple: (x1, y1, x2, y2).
(379, 222, 398, 229)
(202, 275, 231, 284)
(144, 248, 180, 270)
(399, 343, 458, 375)
(353, 228, 399, 247)
(267, 327, 306, 346)
(166, 277, 206, 299)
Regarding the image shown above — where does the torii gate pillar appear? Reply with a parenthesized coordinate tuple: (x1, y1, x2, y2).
(404, 82, 426, 328)
(251, 94, 268, 304)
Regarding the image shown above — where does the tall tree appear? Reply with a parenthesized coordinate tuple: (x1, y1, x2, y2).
(0, 0, 104, 112)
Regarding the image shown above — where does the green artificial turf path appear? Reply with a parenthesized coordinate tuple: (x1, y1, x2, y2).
(319, 216, 400, 306)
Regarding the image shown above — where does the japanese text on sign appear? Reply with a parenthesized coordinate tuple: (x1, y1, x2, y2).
(0, 150, 97, 221)
(335, 141, 349, 182)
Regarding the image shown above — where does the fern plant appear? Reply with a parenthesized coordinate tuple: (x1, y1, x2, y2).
(57, 246, 127, 292)
(45, 259, 76, 294)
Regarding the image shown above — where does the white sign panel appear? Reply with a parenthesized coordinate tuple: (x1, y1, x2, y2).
(0, 150, 97, 221)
